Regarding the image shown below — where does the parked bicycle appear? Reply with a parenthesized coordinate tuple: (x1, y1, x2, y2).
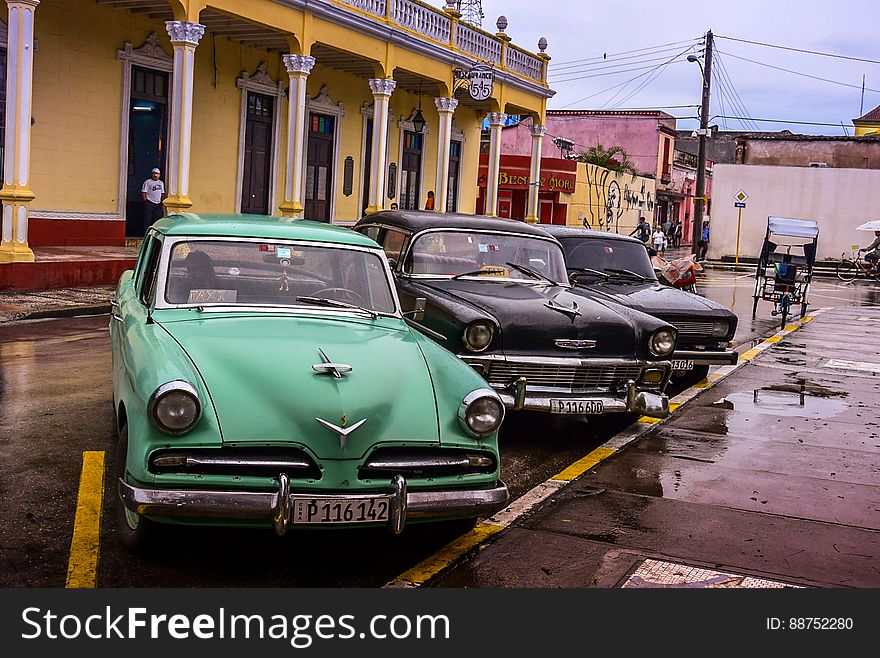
(836, 250, 880, 282)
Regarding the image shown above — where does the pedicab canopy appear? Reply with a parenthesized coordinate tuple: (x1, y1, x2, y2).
(759, 216, 820, 267)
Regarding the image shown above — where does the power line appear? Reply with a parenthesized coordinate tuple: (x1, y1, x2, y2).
(716, 49, 880, 93)
(713, 52, 761, 131)
(549, 51, 692, 79)
(715, 34, 880, 66)
(551, 60, 690, 84)
(608, 44, 699, 109)
(550, 44, 699, 74)
(711, 115, 869, 127)
(552, 38, 699, 67)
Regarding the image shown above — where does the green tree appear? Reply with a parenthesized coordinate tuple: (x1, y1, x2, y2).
(576, 144, 638, 176)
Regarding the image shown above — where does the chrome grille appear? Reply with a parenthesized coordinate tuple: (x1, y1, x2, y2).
(485, 362, 643, 391)
(663, 318, 715, 337)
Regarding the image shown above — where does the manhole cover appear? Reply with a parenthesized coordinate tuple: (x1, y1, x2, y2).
(621, 559, 800, 588)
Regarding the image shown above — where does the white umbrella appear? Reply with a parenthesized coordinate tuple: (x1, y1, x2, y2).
(855, 219, 880, 231)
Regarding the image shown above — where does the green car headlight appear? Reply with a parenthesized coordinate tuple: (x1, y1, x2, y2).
(648, 328, 677, 357)
(458, 389, 505, 438)
(463, 321, 495, 352)
(148, 381, 201, 435)
(712, 320, 729, 337)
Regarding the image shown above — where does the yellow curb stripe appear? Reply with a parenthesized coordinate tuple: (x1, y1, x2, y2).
(784, 324, 799, 332)
(739, 348, 761, 362)
(393, 523, 504, 586)
(765, 335, 782, 343)
(638, 416, 662, 424)
(552, 447, 617, 482)
(669, 402, 682, 412)
(66, 451, 105, 588)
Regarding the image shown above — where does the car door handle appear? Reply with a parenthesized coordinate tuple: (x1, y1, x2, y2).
(109, 298, 119, 308)
(111, 312, 124, 323)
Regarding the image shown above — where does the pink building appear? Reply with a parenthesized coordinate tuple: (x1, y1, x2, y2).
(500, 110, 678, 226)
(670, 149, 714, 246)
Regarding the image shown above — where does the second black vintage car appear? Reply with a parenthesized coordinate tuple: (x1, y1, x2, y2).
(541, 225, 738, 387)
(352, 211, 678, 420)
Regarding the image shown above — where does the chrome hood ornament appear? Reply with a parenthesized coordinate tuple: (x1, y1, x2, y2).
(315, 416, 367, 449)
(544, 298, 581, 319)
(312, 348, 352, 378)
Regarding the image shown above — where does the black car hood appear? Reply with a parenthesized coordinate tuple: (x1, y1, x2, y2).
(419, 278, 638, 357)
(582, 280, 732, 317)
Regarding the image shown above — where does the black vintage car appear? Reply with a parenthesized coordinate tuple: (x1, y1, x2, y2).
(541, 225, 738, 386)
(352, 211, 678, 419)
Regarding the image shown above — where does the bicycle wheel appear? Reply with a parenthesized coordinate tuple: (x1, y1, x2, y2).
(836, 260, 856, 282)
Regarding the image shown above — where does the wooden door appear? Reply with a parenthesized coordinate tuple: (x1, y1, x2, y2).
(305, 113, 334, 222)
(400, 130, 422, 210)
(241, 92, 274, 215)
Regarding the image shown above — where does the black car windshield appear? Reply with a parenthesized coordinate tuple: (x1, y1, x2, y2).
(561, 237, 657, 281)
(163, 240, 396, 313)
(406, 231, 568, 284)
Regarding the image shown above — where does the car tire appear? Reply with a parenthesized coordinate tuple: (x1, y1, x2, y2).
(439, 516, 479, 535)
(114, 423, 155, 552)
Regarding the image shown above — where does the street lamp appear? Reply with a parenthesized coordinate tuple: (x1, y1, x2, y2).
(687, 32, 713, 258)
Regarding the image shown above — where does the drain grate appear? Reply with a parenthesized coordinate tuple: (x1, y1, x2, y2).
(621, 559, 801, 588)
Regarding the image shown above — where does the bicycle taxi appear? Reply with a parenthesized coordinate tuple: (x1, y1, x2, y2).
(752, 216, 819, 328)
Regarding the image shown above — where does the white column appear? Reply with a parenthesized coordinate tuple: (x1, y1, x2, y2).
(279, 54, 315, 217)
(163, 20, 205, 214)
(433, 97, 458, 214)
(366, 78, 396, 214)
(525, 123, 546, 224)
(484, 112, 507, 217)
(0, 0, 39, 263)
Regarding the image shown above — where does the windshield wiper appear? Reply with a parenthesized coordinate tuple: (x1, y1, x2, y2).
(604, 268, 647, 281)
(451, 266, 507, 280)
(568, 266, 610, 281)
(296, 296, 377, 318)
(504, 261, 556, 285)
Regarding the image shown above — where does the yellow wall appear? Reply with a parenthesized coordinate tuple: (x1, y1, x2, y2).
(854, 123, 879, 137)
(26, 0, 534, 223)
(567, 162, 656, 235)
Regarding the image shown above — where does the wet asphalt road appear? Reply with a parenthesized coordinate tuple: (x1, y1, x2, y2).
(0, 271, 876, 587)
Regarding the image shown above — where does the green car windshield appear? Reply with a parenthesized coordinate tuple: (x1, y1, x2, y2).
(163, 240, 397, 314)
(406, 231, 568, 284)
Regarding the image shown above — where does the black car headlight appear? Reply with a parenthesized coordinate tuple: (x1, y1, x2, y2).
(463, 321, 495, 352)
(458, 389, 505, 438)
(148, 381, 201, 435)
(648, 328, 677, 357)
(712, 320, 729, 337)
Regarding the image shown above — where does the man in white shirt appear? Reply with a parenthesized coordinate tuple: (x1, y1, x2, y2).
(141, 167, 165, 232)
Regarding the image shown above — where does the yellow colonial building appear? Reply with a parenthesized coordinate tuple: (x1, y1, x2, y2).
(0, 0, 553, 261)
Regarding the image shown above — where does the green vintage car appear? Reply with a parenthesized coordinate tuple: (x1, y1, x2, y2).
(110, 213, 508, 549)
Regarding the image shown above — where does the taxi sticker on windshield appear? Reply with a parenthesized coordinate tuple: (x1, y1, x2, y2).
(276, 247, 292, 259)
(188, 289, 237, 303)
(479, 265, 509, 277)
(259, 244, 276, 253)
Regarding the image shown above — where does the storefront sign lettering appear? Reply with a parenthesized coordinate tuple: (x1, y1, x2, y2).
(455, 64, 494, 101)
(498, 171, 575, 192)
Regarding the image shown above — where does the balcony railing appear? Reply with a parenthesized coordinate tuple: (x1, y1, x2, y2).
(332, 0, 545, 82)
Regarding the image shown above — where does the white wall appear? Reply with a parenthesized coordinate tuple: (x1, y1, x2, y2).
(708, 165, 880, 262)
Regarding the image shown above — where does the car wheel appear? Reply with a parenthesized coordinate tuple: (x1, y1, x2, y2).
(114, 423, 155, 552)
(438, 516, 479, 535)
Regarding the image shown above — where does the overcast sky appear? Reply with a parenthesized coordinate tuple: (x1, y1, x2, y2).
(428, 0, 880, 135)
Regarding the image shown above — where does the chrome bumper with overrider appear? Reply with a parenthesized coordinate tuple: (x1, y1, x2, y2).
(118, 475, 509, 536)
(460, 355, 672, 418)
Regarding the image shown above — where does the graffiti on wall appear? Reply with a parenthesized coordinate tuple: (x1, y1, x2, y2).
(582, 165, 654, 232)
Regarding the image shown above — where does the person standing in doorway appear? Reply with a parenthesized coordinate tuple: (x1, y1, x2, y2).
(142, 167, 166, 232)
(425, 190, 435, 210)
(697, 220, 710, 261)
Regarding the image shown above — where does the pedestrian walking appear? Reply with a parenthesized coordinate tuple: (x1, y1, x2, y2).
(630, 216, 651, 246)
(652, 224, 667, 255)
(697, 220, 710, 260)
(673, 220, 683, 248)
(141, 167, 165, 232)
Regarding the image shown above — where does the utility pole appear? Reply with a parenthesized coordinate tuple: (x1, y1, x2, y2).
(692, 30, 713, 258)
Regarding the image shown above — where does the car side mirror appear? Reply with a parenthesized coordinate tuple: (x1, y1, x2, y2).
(387, 258, 398, 271)
(404, 297, 426, 321)
(569, 272, 578, 285)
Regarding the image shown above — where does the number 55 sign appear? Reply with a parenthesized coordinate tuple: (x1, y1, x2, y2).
(455, 64, 494, 101)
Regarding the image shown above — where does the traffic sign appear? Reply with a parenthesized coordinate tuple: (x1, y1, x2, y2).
(734, 201, 746, 208)
(733, 189, 749, 203)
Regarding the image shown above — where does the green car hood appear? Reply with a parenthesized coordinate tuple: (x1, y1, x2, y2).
(157, 314, 440, 459)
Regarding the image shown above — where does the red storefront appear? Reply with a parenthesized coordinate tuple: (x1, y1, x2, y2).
(476, 155, 576, 224)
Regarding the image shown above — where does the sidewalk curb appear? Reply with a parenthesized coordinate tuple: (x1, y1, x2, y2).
(3, 304, 111, 323)
(384, 308, 833, 588)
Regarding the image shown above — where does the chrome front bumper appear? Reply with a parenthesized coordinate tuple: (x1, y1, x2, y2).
(492, 379, 669, 418)
(672, 348, 738, 366)
(118, 475, 509, 536)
